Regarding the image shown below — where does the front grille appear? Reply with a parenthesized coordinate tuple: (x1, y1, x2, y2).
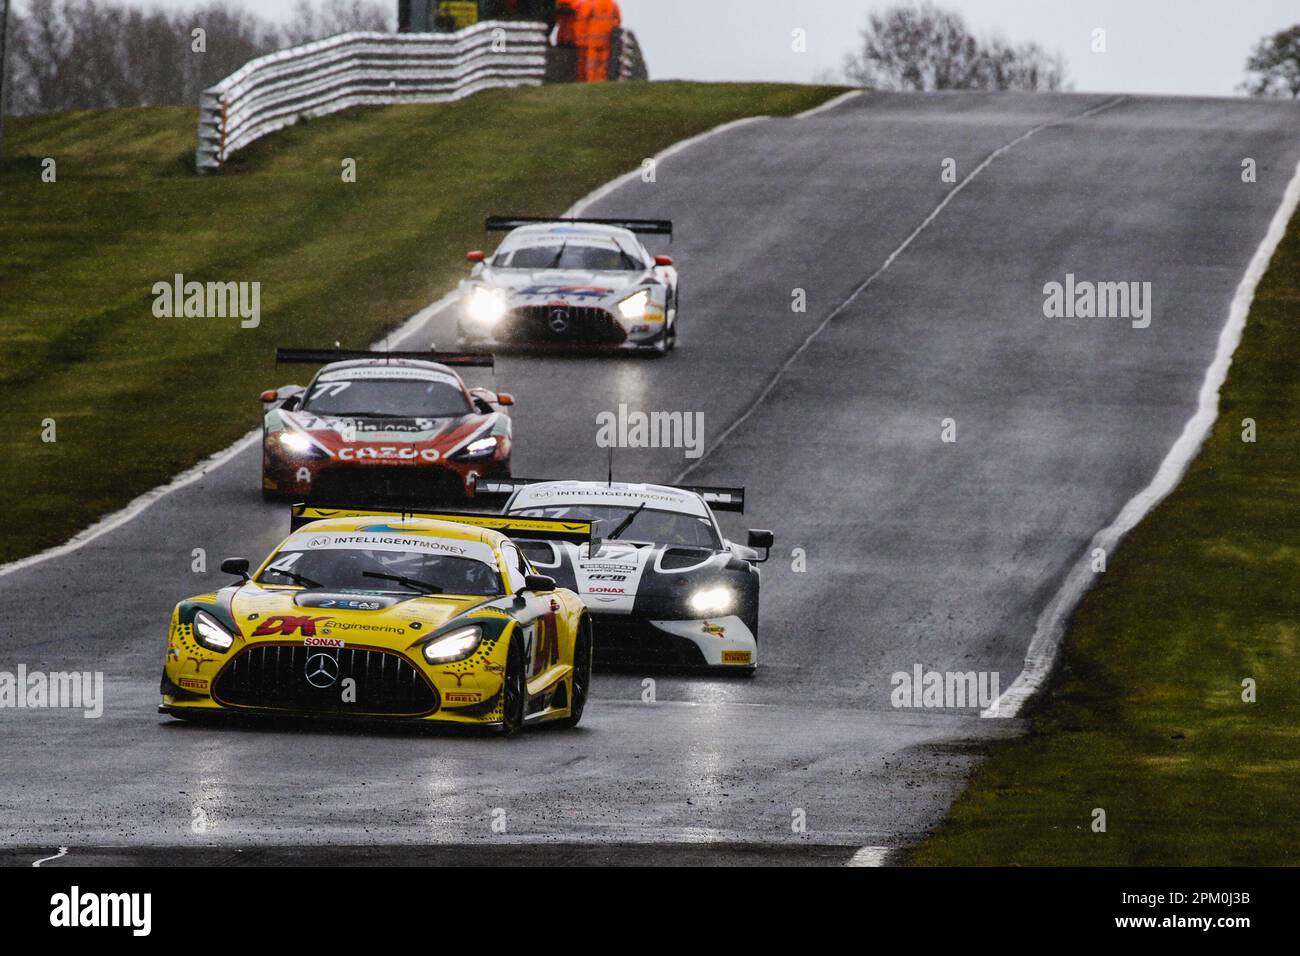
(213, 643, 438, 716)
(509, 305, 626, 344)
(310, 466, 467, 506)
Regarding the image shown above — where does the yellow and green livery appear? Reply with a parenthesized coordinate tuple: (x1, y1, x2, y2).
(159, 506, 593, 734)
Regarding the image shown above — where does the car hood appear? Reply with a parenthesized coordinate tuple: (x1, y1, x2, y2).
(267, 409, 500, 458)
(478, 267, 649, 300)
(536, 540, 729, 615)
(225, 586, 492, 651)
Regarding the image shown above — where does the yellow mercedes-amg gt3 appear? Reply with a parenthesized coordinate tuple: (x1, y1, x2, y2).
(159, 507, 594, 734)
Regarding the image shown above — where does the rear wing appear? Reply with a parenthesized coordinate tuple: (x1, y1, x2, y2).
(276, 347, 494, 369)
(485, 216, 673, 239)
(290, 503, 594, 546)
(473, 478, 747, 513)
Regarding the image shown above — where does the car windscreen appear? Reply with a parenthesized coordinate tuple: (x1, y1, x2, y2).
(495, 243, 642, 271)
(258, 547, 501, 596)
(511, 504, 720, 549)
(301, 378, 470, 418)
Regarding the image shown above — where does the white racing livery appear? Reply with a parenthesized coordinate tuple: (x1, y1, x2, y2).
(481, 479, 773, 672)
(458, 217, 679, 353)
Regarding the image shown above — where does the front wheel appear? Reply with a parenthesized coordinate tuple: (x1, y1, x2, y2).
(665, 290, 678, 350)
(555, 618, 592, 729)
(497, 635, 526, 737)
(648, 318, 676, 356)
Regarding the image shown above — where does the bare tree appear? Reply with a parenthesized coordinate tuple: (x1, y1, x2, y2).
(842, 2, 1066, 92)
(281, 0, 394, 46)
(178, 4, 286, 102)
(2, 0, 393, 116)
(0, 0, 8, 156)
(1243, 25, 1300, 98)
(974, 38, 1066, 92)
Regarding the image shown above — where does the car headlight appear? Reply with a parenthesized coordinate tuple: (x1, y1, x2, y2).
(422, 625, 483, 663)
(193, 610, 235, 652)
(689, 586, 734, 615)
(466, 287, 508, 325)
(278, 431, 314, 454)
(453, 435, 498, 460)
(617, 289, 650, 320)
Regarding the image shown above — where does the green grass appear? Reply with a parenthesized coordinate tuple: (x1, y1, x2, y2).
(911, 205, 1300, 866)
(0, 82, 843, 563)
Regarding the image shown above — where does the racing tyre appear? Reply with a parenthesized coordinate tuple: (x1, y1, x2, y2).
(650, 316, 676, 355)
(666, 289, 678, 350)
(555, 617, 593, 729)
(498, 634, 527, 737)
(654, 292, 678, 354)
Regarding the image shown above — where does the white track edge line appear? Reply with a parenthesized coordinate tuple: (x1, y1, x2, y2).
(845, 845, 894, 866)
(983, 152, 1300, 719)
(0, 431, 260, 581)
(563, 115, 770, 217)
(796, 89, 864, 119)
(32, 846, 70, 867)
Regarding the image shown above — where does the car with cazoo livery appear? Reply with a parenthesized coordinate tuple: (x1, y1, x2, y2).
(458, 217, 679, 353)
(479, 478, 773, 673)
(159, 507, 594, 734)
(260, 348, 512, 504)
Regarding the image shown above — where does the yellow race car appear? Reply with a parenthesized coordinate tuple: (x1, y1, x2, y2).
(159, 506, 594, 734)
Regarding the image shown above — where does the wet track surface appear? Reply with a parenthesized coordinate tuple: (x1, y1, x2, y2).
(3, 92, 1299, 862)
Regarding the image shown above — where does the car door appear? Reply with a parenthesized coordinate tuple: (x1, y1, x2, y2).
(500, 543, 560, 681)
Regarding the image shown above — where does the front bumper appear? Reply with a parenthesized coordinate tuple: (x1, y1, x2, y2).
(459, 301, 666, 349)
(590, 614, 756, 668)
(262, 452, 507, 504)
(161, 638, 509, 726)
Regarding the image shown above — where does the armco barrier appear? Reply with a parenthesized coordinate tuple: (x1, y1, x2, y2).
(195, 22, 548, 172)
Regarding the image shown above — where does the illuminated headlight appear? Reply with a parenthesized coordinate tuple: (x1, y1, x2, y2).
(422, 625, 483, 664)
(193, 610, 235, 652)
(278, 432, 314, 454)
(689, 586, 734, 615)
(466, 287, 508, 325)
(617, 289, 650, 320)
(454, 436, 498, 460)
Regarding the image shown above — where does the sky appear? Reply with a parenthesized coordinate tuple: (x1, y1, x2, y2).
(615, 0, 1298, 95)
(94, 0, 1298, 97)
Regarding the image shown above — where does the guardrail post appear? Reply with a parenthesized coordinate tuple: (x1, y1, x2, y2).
(195, 87, 225, 173)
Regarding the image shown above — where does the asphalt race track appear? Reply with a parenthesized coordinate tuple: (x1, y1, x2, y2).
(4, 92, 1299, 863)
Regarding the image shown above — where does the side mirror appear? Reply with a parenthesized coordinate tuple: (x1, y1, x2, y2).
(466, 250, 486, 263)
(495, 392, 515, 407)
(221, 557, 250, 581)
(746, 529, 774, 563)
(654, 255, 674, 267)
(259, 389, 278, 403)
(281, 394, 301, 410)
(522, 574, 556, 593)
